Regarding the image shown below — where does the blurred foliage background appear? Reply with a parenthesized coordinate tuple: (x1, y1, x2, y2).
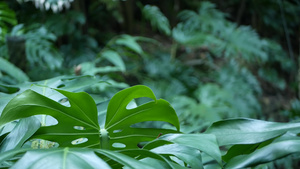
(0, 0, 300, 166)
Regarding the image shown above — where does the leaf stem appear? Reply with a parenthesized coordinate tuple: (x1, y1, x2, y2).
(100, 128, 110, 149)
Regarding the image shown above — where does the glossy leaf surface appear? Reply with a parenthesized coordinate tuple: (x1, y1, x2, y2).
(144, 133, 221, 166)
(105, 85, 180, 149)
(0, 117, 40, 152)
(0, 89, 100, 148)
(11, 148, 110, 169)
(0, 75, 101, 113)
(205, 118, 300, 145)
(150, 144, 203, 169)
(225, 139, 300, 168)
(0, 85, 180, 150)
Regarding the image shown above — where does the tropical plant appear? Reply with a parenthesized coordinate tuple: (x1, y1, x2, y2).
(25, 25, 63, 70)
(172, 1, 268, 63)
(1, 83, 300, 168)
(0, 22, 64, 81)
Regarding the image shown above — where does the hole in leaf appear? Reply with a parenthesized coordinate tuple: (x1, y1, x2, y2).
(126, 97, 154, 110)
(57, 84, 65, 88)
(135, 97, 154, 105)
(126, 99, 137, 110)
(137, 141, 148, 148)
(36, 115, 58, 126)
(71, 138, 88, 145)
(74, 126, 86, 130)
(29, 139, 59, 149)
(58, 98, 70, 107)
(113, 129, 122, 133)
(112, 143, 126, 148)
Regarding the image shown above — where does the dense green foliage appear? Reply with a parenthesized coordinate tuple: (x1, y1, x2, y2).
(0, 0, 299, 168)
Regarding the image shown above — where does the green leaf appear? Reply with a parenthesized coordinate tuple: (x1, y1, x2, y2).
(222, 136, 277, 162)
(0, 2, 17, 41)
(205, 118, 300, 146)
(0, 117, 40, 152)
(0, 57, 29, 83)
(150, 144, 203, 169)
(97, 149, 156, 169)
(0, 89, 100, 148)
(1, 85, 180, 151)
(119, 149, 183, 169)
(225, 139, 300, 168)
(11, 148, 111, 169)
(0, 148, 30, 165)
(147, 134, 222, 166)
(172, 23, 207, 46)
(115, 35, 143, 55)
(80, 62, 122, 74)
(142, 5, 171, 36)
(105, 85, 180, 149)
(24, 26, 62, 70)
(0, 148, 160, 169)
(0, 148, 159, 169)
(0, 75, 101, 113)
(101, 50, 126, 72)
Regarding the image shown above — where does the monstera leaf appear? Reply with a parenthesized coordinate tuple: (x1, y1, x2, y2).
(0, 89, 100, 148)
(0, 75, 102, 113)
(104, 85, 180, 149)
(0, 85, 180, 150)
